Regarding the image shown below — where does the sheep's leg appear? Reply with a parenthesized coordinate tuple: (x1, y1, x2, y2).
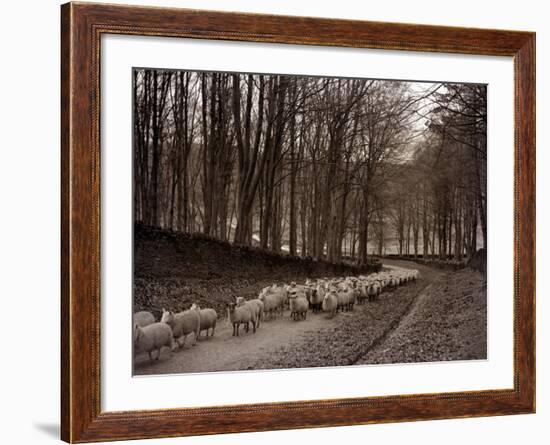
(148, 351, 154, 365)
(252, 320, 256, 333)
(170, 337, 177, 352)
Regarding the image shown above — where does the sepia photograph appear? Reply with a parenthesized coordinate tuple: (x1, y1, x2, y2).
(132, 68, 488, 376)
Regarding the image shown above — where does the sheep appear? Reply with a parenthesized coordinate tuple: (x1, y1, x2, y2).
(356, 282, 368, 305)
(160, 307, 200, 349)
(322, 290, 338, 318)
(236, 297, 263, 329)
(258, 288, 285, 320)
(288, 290, 309, 321)
(246, 299, 264, 328)
(133, 310, 155, 327)
(300, 284, 316, 305)
(367, 282, 381, 302)
(227, 302, 256, 336)
(347, 287, 357, 310)
(133, 322, 175, 364)
(191, 304, 217, 338)
(258, 292, 278, 320)
(309, 284, 326, 313)
(337, 287, 355, 312)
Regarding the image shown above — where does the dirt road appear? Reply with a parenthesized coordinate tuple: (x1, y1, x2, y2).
(134, 260, 486, 375)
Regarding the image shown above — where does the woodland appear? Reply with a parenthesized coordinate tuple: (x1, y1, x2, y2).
(133, 69, 487, 263)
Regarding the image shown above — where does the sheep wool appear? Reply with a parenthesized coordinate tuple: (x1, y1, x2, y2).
(289, 291, 309, 321)
(322, 291, 338, 318)
(161, 308, 200, 348)
(133, 310, 155, 327)
(133, 322, 175, 364)
(227, 302, 256, 336)
(194, 305, 217, 338)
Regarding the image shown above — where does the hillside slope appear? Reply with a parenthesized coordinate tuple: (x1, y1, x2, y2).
(134, 224, 379, 318)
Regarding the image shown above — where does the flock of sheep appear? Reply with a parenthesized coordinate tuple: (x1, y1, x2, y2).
(133, 267, 420, 365)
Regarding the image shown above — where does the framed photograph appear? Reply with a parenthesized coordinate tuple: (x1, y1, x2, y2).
(61, 2, 535, 442)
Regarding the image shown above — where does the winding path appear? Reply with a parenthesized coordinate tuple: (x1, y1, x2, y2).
(134, 260, 485, 376)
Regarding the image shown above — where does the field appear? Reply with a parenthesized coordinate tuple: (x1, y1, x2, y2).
(133, 225, 487, 375)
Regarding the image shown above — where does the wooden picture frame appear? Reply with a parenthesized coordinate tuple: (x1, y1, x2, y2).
(61, 2, 535, 442)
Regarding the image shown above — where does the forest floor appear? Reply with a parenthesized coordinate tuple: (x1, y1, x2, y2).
(134, 258, 487, 375)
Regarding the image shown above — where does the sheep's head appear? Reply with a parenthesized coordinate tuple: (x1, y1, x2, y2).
(236, 296, 245, 306)
(226, 302, 237, 313)
(190, 303, 200, 311)
(160, 309, 174, 323)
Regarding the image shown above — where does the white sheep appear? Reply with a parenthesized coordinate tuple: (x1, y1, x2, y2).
(337, 287, 355, 312)
(133, 310, 155, 327)
(322, 290, 338, 318)
(160, 307, 200, 349)
(246, 299, 264, 328)
(191, 304, 217, 338)
(296, 283, 315, 306)
(367, 282, 381, 302)
(235, 297, 263, 329)
(227, 302, 256, 336)
(310, 284, 326, 313)
(258, 288, 285, 320)
(357, 282, 369, 305)
(133, 322, 175, 364)
(288, 290, 309, 321)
